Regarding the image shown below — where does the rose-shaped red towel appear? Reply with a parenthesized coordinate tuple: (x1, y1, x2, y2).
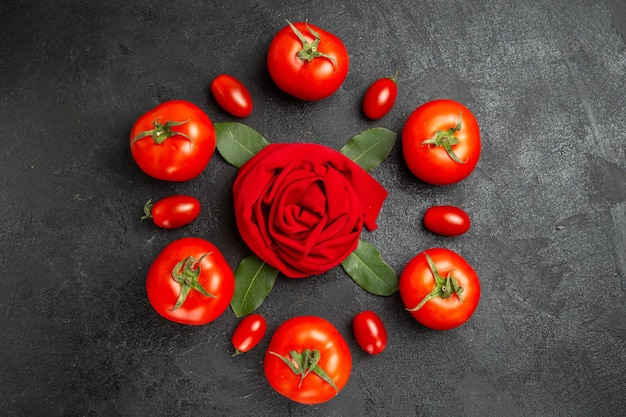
(233, 143, 388, 278)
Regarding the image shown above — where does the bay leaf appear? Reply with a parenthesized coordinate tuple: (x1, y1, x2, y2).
(215, 122, 269, 168)
(341, 239, 398, 296)
(230, 253, 279, 317)
(339, 127, 396, 172)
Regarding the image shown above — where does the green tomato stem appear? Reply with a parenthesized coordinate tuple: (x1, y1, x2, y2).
(269, 348, 338, 393)
(421, 113, 466, 164)
(170, 253, 215, 311)
(286, 20, 337, 70)
(131, 118, 191, 145)
(406, 254, 464, 312)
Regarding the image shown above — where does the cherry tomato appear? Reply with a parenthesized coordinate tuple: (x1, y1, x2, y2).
(130, 100, 215, 182)
(353, 310, 387, 355)
(232, 314, 267, 355)
(362, 73, 397, 120)
(146, 237, 235, 325)
(423, 205, 471, 236)
(267, 21, 349, 101)
(142, 195, 201, 229)
(210, 74, 253, 117)
(264, 316, 352, 404)
(399, 248, 480, 330)
(402, 99, 481, 185)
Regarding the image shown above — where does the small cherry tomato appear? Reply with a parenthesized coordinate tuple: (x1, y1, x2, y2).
(399, 248, 480, 330)
(210, 74, 253, 117)
(423, 205, 471, 236)
(362, 73, 397, 120)
(232, 314, 267, 355)
(353, 310, 387, 355)
(142, 195, 201, 229)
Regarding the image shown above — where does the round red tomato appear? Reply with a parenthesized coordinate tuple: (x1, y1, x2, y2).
(146, 237, 234, 325)
(423, 205, 471, 236)
(267, 21, 349, 101)
(130, 100, 216, 182)
(142, 195, 201, 229)
(232, 314, 267, 355)
(210, 74, 253, 117)
(402, 99, 480, 185)
(264, 316, 352, 404)
(362, 73, 397, 120)
(353, 310, 387, 355)
(399, 248, 480, 330)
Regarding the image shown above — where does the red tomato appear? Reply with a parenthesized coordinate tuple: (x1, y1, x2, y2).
(210, 74, 253, 117)
(399, 248, 480, 330)
(402, 99, 481, 185)
(232, 314, 267, 355)
(142, 195, 201, 229)
(146, 237, 235, 325)
(362, 73, 397, 120)
(423, 205, 471, 236)
(353, 310, 387, 355)
(264, 316, 352, 404)
(130, 100, 216, 182)
(267, 21, 349, 101)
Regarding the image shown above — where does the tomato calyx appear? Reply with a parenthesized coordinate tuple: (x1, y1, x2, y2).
(421, 113, 466, 164)
(269, 348, 338, 393)
(141, 199, 154, 220)
(287, 20, 337, 70)
(170, 253, 215, 311)
(131, 118, 191, 145)
(407, 254, 464, 312)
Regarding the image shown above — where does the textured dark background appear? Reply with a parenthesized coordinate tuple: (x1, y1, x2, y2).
(1, 1, 625, 416)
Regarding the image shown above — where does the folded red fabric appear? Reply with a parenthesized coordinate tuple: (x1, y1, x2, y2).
(233, 143, 388, 278)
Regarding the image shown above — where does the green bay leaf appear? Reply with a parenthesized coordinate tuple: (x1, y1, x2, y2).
(230, 254, 279, 317)
(341, 239, 398, 296)
(339, 127, 397, 172)
(215, 122, 269, 168)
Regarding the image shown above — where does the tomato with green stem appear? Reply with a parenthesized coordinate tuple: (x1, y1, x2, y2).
(264, 316, 352, 404)
(267, 21, 349, 101)
(142, 195, 201, 229)
(402, 99, 481, 185)
(210, 74, 253, 117)
(146, 237, 234, 325)
(399, 248, 480, 330)
(232, 314, 267, 355)
(130, 100, 215, 182)
(362, 72, 398, 120)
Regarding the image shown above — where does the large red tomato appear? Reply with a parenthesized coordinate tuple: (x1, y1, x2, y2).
(130, 100, 215, 182)
(399, 248, 480, 330)
(146, 237, 234, 325)
(402, 99, 480, 185)
(264, 316, 352, 404)
(267, 21, 349, 101)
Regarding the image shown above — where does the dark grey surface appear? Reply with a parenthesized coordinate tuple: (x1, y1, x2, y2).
(1, 1, 625, 416)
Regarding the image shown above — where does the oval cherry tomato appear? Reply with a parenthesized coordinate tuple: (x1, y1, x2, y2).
(232, 314, 267, 355)
(402, 99, 481, 185)
(146, 237, 235, 325)
(399, 248, 480, 330)
(362, 73, 397, 120)
(264, 316, 352, 404)
(353, 310, 387, 355)
(210, 74, 253, 117)
(423, 205, 471, 236)
(130, 100, 216, 182)
(267, 21, 349, 101)
(142, 195, 201, 229)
